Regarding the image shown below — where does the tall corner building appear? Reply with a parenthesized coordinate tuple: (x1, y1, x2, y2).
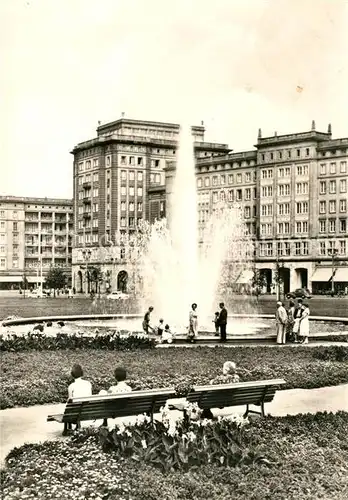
(0, 197, 73, 289)
(71, 118, 229, 293)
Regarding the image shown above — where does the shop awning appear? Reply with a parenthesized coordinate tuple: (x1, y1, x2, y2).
(311, 268, 333, 282)
(236, 270, 254, 284)
(26, 276, 45, 283)
(0, 276, 22, 283)
(334, 268, 348, 282)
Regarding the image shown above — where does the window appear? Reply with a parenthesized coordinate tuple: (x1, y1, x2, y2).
(285, 167, 290, 176)
(296, 221, 308, 233)
(278, 203, 289, 215)
(220, 175, 225, 185)
(121, 170, 127, 181)
(320, 163, 327, 175)
(228, 174, 234, 184)
(78, 162, 84, 172)
(0, 210, 5, 218)
(329, 200, 336, 213)
(253, 187, 257, 199)
(319, 201, 326, 214)
(296, 202, 308, 214)
(220, 191, 225, 202)
(92, 219, 98, 228)
(277, 222, 290, 234)
(262, 169, 267, 179)
(86, 160, 91, 170)
(262, 186, 273, 197)
(137, 202, 143, 212)
(129, 217, 135, 227)
(340, 179, 347, 193)
(295, 242, 301, 255)
(261, 154, 265, 161)
(319, 220, 326, 233)
(244, 206, 251, 218)
(278, 168, 284, 177)
(197, 178, 202, 188)
(259, 242, 273, 256)
(261, 204, 273, 216)
(245, 188, 251, 200)
(228, 190, 234, 202)
(236, 189, 242, 201)
(129, 202, 136, 212)
(319, 241, 326, 256)
(160, 202, 165, 212)
(13, 211, 18, 219)
(306, 148, 310, 156)
(329, 180, 336, 194)
(120, 218, 126, 228)
(330, 162, 336, 174)
(212, 176, 218, 186)
(129, 156, 135, 165)
(296, 149, 300, 157)
(128, 187, 134, 196)
(137, 157, 143, 166)
(13, 222, 18, 231)
(339, 240, 346, 255)
(92, 188, 98, 197)
(340, 199, 347, 212)
(287, 150, 291, 158)
(296, 182, 308, 195)
(213, 192, 218, 203)
(284, 242, 290, 256)
(278, 184, 290, 196)
(121, 202, 126, 212)
(120, 156, 126, 165)
(270, 152, 274, 160)
(121, 186, 126, 196)
(129, 171, 135, 181)
(297, 165, 309, 175)
(340, 161, 347, 173)
(236, 173, 242, 183)
(106, 156, 111, 167)
(0, 258, 5, 268)
(329, 219, 336, 232)
(93, 158, 98, 168)
(93, 173, 98, 182)
(137, 187, 143, 196)
(261, 223, 272, 235)
(245, 172, 251, 182)
(340, 219, 347, 233)
(319, 181, 326, 194)
(93, 203, 98, 212)
(155, 159, 160, 168)
(0, 221, 4, 229)
(137, 171, 143, 182)
(204, 177, 210, 187)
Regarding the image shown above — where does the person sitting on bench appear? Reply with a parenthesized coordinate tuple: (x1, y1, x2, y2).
(202, 361, 240, 419)
(101, 367, 132, 426)
(65, 364, 92, 433)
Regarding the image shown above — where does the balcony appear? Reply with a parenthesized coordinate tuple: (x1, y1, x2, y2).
(83, 213, 91, 219)
(25, 253, 39, 258)
(83, 196, 91, 204)
(83, 181, 91, 188)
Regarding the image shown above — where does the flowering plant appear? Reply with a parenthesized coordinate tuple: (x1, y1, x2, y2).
(99, 402, 249, 472)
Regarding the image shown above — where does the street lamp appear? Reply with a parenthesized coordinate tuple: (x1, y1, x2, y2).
(81, 248, 92, 294)
(328, 247, 339, 296)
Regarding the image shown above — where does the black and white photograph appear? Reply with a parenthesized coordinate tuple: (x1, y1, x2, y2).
(1, 1, 348, 498)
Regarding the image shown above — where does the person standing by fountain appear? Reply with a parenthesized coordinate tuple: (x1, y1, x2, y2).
(142, 306, 154, 335)
(276, 301, 288, 344)
(218, 302, 228, 342)
(188, 303, 198, 341)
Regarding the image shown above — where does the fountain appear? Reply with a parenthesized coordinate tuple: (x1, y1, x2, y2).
(138, 123, 255, 329)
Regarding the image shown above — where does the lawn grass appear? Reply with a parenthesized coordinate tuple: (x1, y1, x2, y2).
(1, 346, 348, 408)
(2, 411, 348, 500)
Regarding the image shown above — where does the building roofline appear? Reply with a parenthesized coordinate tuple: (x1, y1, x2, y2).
(0, 195, 73, 205)
(255, 130, 331, 148)
(97, 118, 205, 133)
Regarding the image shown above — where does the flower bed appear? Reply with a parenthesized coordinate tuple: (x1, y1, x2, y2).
(0, 330, 155, 352)
(1, 346, 348, 409)
(2, 412, 348, 500)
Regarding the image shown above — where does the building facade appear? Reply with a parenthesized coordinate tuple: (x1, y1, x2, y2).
(0, 197, 73, 290)
(71, 118, 230, 293)
(166, 122, 348, 294)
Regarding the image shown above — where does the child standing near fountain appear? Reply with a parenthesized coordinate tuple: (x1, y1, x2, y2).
(213, 312, 220, 336)
(188, 303, 198, 342)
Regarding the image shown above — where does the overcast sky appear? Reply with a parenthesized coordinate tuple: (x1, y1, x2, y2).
(1, 0, 347, 199)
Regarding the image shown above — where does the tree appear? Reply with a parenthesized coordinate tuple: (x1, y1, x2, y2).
(251, 270, 267, 302)
(88, 265, 103, 295)
(45, 266, 67, 297)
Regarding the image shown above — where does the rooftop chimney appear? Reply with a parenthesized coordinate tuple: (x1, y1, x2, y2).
(201, 120, 204, 126)
(274, 131, 277, 137)
(98, 121, 101, 126)
(328, 123, 332, 134)
(121, 112, 125, 118)
(311, 120, 316, 130)
(258, 128, 262, 139)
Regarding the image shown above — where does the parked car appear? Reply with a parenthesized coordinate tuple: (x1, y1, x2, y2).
(286, 288, 312, 299)
(28, 289, 49, 299)
(106, 291, 129, 300)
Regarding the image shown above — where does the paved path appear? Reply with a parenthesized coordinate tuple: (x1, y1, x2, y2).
(1, 384, 347, 469)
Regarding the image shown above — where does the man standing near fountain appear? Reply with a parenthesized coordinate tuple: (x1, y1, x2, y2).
(218, 302, 228, 342)
(142, 306, 154, 335)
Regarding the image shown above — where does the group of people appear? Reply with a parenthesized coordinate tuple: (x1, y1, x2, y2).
(275, 298, 310, 345)
(142, 301, 229, 343)
(66, 358, 242, 427)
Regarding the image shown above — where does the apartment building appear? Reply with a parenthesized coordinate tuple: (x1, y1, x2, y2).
(71, 117, 230, 293)
(0, 197, 73, 289)
(184, 122, 348, 293)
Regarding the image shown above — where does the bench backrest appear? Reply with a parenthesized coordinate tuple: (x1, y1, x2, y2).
(62, 387, 176, 423)
(187, 379, 286, 409)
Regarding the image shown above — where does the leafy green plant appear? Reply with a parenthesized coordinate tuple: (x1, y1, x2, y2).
(312, 345, 348, 362)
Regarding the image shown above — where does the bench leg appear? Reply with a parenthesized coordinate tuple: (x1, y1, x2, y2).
(244, 402, 266, 418)
(102, 418, 108, 427)
(62, 422, 72, 436)
(243, 404, 250, 418)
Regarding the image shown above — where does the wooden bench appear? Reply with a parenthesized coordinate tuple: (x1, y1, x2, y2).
(186, 379, 286, 417)
(47, 387, 176, 435)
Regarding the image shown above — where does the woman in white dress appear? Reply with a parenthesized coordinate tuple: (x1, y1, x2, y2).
(298, 302, 310, 344)
(188, 303, 198, 341)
